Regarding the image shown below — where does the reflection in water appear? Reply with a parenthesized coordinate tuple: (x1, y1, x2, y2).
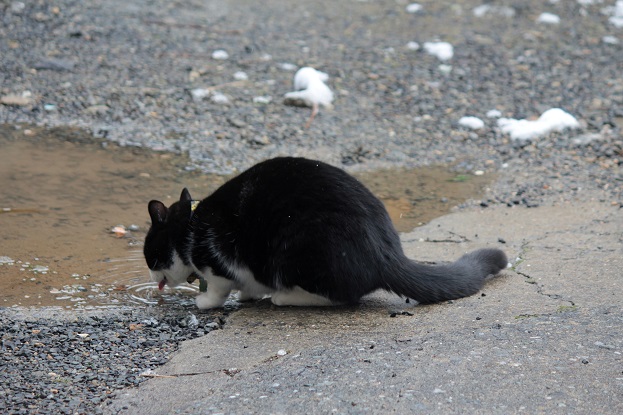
(125, 282, 199, 307)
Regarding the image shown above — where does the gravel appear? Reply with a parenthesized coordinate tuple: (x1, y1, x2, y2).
(0, 307, 226, 414)
(1, 0, 622, 412)
(0, 0, 621, 205)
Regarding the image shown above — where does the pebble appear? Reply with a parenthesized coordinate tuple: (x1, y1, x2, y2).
(33, 58, 75, 71)
(85, 105, 110, 115)
(1, 94, 32, 106)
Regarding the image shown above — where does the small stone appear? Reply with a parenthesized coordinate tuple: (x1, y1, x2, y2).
(111, 225, 126, 237)
(251, 135, 271, 145)
(1, 94, 32, 106)
(33, 58, 75, 71)
(85, 105, 110, 115)
(227, 118, 247, 128)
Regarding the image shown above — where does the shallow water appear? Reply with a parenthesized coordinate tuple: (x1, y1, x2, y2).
(0, 124, 491, 308)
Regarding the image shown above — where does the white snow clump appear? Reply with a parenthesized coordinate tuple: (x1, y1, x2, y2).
(537, 12, 561, 24)
(459, 116, 485, 130)
(423, 42, 453, 61)
(497, 108, 580, 141)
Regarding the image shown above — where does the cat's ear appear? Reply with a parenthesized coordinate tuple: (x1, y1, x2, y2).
(148, 200, 168, 224)
(180, 188, 192, 202)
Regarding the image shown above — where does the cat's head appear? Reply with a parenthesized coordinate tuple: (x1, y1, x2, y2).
(144, 188, 195, 290)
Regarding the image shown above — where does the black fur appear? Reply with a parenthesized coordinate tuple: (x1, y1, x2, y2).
(144, 157, 507, 304)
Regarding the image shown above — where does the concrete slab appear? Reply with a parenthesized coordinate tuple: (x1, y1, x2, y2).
(104, 201, 623, 414)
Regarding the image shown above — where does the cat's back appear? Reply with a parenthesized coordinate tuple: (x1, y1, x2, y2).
(236, 157, 378, 212)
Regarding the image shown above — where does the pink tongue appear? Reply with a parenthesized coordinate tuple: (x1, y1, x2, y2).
(158, 279, 166, 291)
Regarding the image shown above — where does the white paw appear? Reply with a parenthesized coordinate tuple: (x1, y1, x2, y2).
(195, 292, 227, 309)
(271, 287, 334, 307)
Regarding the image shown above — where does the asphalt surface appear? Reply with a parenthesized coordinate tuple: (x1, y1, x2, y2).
(1, 0, 622, 413)
(103, 201, 622, 414)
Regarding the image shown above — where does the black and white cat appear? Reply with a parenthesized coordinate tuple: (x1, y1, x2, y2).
(144, 157, 507, 309)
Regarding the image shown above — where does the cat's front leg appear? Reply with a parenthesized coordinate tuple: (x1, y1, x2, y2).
(195, 274, 234, 309)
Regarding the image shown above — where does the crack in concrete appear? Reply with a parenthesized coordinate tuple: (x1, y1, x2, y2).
(513, 240, 575, 307)
(425, 231, 471, 243)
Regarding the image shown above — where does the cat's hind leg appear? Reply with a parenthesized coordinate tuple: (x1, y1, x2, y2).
(195, 274, 235, 309)
(271, 286, 336, 307)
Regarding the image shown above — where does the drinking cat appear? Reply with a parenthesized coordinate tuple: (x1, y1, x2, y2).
(144, 157, 507, 309)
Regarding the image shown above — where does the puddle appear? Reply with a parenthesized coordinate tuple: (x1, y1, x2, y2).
(0, 124, 491, 309)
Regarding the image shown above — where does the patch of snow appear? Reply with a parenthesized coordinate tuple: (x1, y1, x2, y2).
(423, 41, 453, 61)
(253, 96, 272, 104)
(459, 116, 485, 130)
(473, 4, 516, 18)
(537, 12, 561, 24)
(438, 64, 452, 74)
(280, 63, 297, 71)
(602, 35, 619, 44)
(190, 88, 210, 101)
(0, 256, 15, 264)
(603, 1, 623, 28)
(577, 0, 603, 5)
(211, 92, 230, 105)
(486, 109, 502, 118)
(406, 41, 420, 51)
(572, 133, 603, 145)
(497, 108, 580, 141)
(233, 71, 248, 80)
(211, 50, 229, 60)
(406, 3, 423, 14)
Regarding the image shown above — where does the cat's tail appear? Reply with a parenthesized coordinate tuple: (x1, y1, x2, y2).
(384, 248, 508, 304)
